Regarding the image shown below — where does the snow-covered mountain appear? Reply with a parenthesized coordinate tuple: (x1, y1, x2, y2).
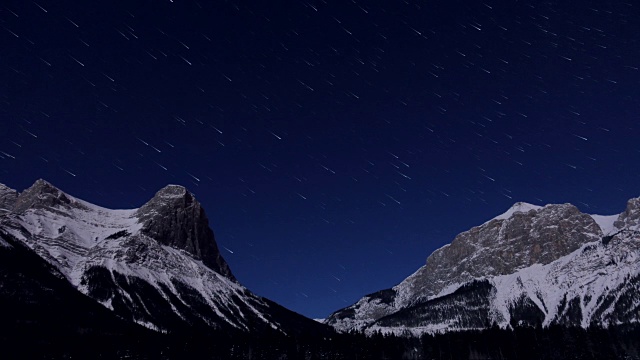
(0, 180, 326, 335)
(325, 199, 640, 335)
(4, 180, 638, 338)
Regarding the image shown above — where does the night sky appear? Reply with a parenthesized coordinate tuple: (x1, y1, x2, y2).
(1, 0, 639, 319)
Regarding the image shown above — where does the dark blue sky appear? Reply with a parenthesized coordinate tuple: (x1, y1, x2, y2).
(1, 0, 639, 318)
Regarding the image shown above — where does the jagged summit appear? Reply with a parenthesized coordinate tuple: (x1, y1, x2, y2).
(492, 201, 542, 222)
(0, 183, 18, 212)
(11, 179, 85, 214)
(137, 184, 235, 280)
(137, 184, 191, 203)
(151, 184, 189, 197)
(615, 196, 640, 230)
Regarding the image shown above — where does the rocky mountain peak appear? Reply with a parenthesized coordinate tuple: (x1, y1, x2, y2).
(12, 179, 86, 214)
(614, 196, 640, 230)
(400, 202, 601, 303)
(151, 184, 189, 199)
(136, 185, 235, 280)
(0, 183, 18, 212)
(326, 201, 610, 330)
(492, 201, 542, 222)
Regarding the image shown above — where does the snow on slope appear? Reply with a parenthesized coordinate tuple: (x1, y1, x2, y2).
(0, 181, 283, 332)
(590, 214, 619, 235)
(327, 198, 640, 335)
(13, 200, 141, 268)
(370, 230, 640, 336)
(491, 230, 639, 328)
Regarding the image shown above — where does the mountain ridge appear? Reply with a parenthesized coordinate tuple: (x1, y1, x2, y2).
(0, 179, 329, 335)
(2, 179, 638, 338)
(325, 197, 640, 335)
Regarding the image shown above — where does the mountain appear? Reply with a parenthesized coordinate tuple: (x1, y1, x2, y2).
(0, 226, 166, 358)
(325, 199, 640, 335)
(0, 179, 329, 336)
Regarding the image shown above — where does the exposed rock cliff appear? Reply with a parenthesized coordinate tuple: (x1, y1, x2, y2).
(326, 199, 640, 335)
(136, 184, 234, 280)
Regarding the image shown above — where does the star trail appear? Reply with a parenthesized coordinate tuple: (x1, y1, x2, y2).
(1, 0, 639, 318)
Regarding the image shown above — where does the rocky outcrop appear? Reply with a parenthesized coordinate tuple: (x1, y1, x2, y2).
(326, 199, 637, 334)
(615, 197, 640, 230)
(397, 203, 602, 306)
(12, 179, 87, 214)
(136, 185, 234, 281)
(0, 183, 18, 212)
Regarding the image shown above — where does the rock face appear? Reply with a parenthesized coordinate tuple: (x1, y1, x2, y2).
(136, 185, 234, 280)
(615, 197, 640, 229)
(397, 203, 602, 306)
(0, 180, 328, 335)
(12, 179, 83, 214)
(326, 199, 640, 335)
(0, 183, 18, 212)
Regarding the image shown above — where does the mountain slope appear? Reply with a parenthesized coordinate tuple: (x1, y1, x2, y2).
(0, 230, 165, 358)
(0, 180, 329, 336)
(326, 198, 640, 335)
(0, 229, 143, 336)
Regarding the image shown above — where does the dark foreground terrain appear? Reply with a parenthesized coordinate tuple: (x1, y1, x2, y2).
(1, 323, 640, 359)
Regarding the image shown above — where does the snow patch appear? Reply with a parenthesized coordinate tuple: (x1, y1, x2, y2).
(589, 214, 619, 235)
